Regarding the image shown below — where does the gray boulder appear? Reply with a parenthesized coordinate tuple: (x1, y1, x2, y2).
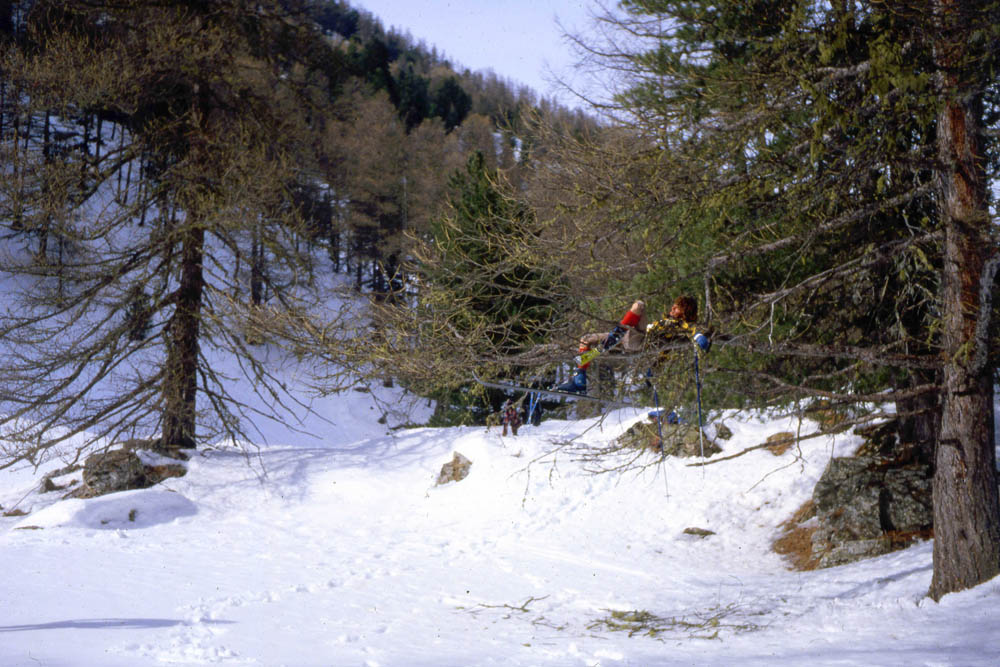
(810, 455, 932, 568)
(67, 448, 186, 499)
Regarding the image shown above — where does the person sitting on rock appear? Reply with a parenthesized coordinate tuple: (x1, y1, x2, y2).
(646, 295, 709, 350)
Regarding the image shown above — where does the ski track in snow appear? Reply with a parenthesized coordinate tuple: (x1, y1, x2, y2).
(2, 402, 1000, 666)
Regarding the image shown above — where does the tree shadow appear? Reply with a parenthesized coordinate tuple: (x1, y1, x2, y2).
(0, 617, 234, 632)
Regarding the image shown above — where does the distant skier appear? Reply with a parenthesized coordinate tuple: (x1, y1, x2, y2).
(501, 399, 522, 436)
(556, 296, 709, 394)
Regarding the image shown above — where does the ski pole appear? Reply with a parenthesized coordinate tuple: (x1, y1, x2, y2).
(528, 390, 541, 426)
(646, 369, 663, 450)
(693, 348, 705, 461)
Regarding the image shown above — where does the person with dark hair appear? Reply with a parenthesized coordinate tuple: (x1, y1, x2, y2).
(556, 296, 709, 394)
(646, 295, 709, 350)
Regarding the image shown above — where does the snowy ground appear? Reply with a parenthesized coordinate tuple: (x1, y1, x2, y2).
(2, 380, 1000, 666)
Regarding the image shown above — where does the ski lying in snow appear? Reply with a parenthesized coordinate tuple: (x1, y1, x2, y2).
(471, 372, 637, 408)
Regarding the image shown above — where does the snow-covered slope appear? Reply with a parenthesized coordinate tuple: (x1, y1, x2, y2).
(2, 389, 998, 666)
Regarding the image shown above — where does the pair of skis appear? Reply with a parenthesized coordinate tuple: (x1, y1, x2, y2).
(472, 322, 636, 406)
(473, 336, 707, 448)
(471, 372, 637, 409)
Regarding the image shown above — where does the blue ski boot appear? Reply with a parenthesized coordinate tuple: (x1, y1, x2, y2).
(555, 369, 587, 394)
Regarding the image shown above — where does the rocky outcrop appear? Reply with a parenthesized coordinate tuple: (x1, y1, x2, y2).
(66, 445, 187, 499)
(775, 418, 934, 570)
(617, 417, 721, 458)
(809, 455, 933, 568)
(436, 452, 472, 485)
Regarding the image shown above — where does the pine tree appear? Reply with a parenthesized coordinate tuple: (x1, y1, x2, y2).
(363, 152, 565, 404)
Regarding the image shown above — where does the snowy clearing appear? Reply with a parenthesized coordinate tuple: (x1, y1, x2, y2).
(2, 386, 999, 666)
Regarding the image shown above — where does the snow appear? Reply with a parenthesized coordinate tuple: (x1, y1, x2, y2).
(2, 373, 1000, 666)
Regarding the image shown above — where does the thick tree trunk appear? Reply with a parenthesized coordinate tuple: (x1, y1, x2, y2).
(161, 223, 206, 450)
(929, 10, 1000, 598)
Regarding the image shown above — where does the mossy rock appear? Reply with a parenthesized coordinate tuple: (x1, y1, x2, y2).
(618, 419, 720, 458)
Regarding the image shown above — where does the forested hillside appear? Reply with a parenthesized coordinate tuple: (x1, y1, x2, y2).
(304, 0, 595, 296)
(0, 0, 594, 463)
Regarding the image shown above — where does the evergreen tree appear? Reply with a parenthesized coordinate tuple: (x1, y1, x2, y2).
(428, 152, 560, 352)
(430, 75, 472, 131)
(363, 152, 565, 404)
(394, 61, 431, 131)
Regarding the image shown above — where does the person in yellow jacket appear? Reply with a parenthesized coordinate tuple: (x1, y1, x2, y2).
(556, 296, 709, 394)
(646, 295, 709, 349)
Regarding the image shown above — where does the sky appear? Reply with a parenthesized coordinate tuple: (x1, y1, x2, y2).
(352, 0, 600, 106)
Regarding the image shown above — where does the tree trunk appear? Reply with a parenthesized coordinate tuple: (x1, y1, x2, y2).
(161, 223, 206, 450)
(929, 3, 1000, 598)
(251, 226, 265, 307)
(37, 110, 51, 261)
